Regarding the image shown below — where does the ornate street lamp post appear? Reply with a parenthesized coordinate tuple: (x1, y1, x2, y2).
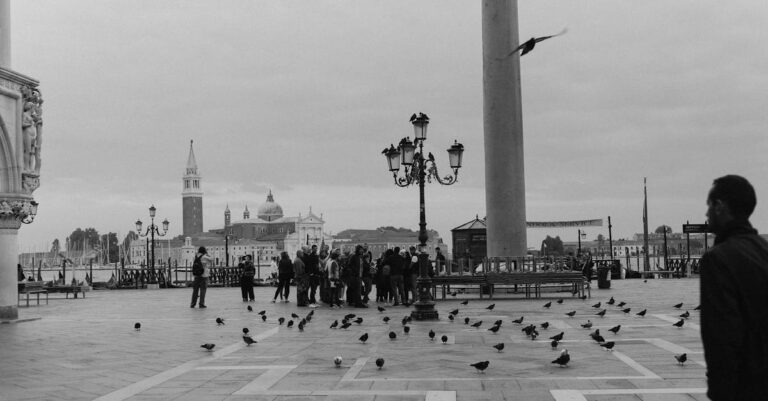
(382, 113, 465, 320)
(135, 205, 169, 285)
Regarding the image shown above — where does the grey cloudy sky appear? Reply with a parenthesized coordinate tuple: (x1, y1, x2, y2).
(13, 0, 768, 253)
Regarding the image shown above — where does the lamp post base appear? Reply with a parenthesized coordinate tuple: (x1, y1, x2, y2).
(410, 276, 439, 320)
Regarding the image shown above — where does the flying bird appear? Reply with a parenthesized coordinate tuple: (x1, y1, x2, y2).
(680, 311, 690, 319)
(389, 331, 397, 340)
(216, 317, 225, 326)
(675, 353, 687, 365)
(200, 343, 215, 351)
(540, 322, 550, 330)
(673, 319, 685, 328)
(601, 341, 615, 351)
(565, 311, 576, 317)
(247, 305, 252, 312)
(636, 309, 647, 317)
(592, 302, 601, 309)
(243, 336, 256, 346)
(486, 304, 496, 311)
(596, 309, 607, 318)
(470, 361, 490, 373)
(287, 320, 294, 328)
(512, 316, 524, 324)
(543, 301, 552, 308)
(461, 300, 469, 305)
(429, 329, 436, 340)
(278, 317, 285, 325)
(359, 333, 369, 343)
(134, 322, 141, 331)
(608, 325, 621, 334)
(376, 357, 385, 369)
(550, 332, 564, 342)
(488, 325, 500, 334)
(471, 321, 483, 329)
(493, 343, 504, 352)
(551, 339, 559, 349)
(551, 349, 570, 367)
(581, 320, 593, 329)
(673, 303, 683, 309)
(441, 335, 448, 344)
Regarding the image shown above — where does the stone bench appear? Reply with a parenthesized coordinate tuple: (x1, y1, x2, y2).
(18, 283, 49, 307)
(45, 285, 86, 299)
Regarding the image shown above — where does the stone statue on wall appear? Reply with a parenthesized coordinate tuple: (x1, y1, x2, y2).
(20, 86, 43, 174)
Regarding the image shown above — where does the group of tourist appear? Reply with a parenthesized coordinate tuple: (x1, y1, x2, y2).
(263, 244, 445, 309)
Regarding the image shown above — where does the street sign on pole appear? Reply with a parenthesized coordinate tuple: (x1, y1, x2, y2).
(682, 223, 709, 234)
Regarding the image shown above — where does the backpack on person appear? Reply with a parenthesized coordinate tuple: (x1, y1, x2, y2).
(192, 255, 204, 276)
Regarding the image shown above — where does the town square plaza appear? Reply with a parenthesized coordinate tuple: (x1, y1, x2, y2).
(0, 279, 707, 401)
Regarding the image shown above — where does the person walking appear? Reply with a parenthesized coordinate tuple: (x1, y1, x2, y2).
(700, 175, 768, 400)
(327, 250, 342, 308)
(273, 251, 293, 303)
(240, 255, 256, 302)
(190, 246, 213, 308)
(387, 247, 406, 306)
(293, 249, 309, 307)
(305, 244, 321, 307)
(346, 245, 367, 307)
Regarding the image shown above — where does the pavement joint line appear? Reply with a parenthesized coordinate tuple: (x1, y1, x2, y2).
(425, 390, 457, 401)
(232, 366, 296, 395)
(253, 390, 456, 398)
(0, 317, 41, 324)
(345, 375, 655, 382)
(652, 314, 701, 330)
(551, 387, 707, 400)
(195, 365, 297, 370)
(341, 357, 369, 381)
(611, 350, 661, 379)
(92, 326, 279, 401)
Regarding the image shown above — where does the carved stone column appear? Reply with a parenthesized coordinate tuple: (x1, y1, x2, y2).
(0, 66, 42, 320)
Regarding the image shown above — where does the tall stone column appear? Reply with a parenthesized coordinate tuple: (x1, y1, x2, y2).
(482, 0, 527, 257)
(0, 0, 9, 68)
(0, 218, 19, 318)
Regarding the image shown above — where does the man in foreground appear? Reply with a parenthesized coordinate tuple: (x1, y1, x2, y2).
(700, 175, 768, 400)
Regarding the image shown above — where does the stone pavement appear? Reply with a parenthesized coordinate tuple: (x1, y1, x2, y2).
(0, 279, 707, 401)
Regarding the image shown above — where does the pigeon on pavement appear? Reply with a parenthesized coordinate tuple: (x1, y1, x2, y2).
(243, 336, 256, 345)
(201, 343, 215, 351)
(551, 349, 570, 367)
(134, 322, 141, 331)
(675, 353, 687, 365)
(359, 333, 369, 343)
(216, 317, 225, 326)
(376, 357, 385, 369)
(493, 343, 504, 352)
(470, 361, 490, 373)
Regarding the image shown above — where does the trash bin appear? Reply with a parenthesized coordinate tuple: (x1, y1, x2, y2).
(597, 266, 611, 289)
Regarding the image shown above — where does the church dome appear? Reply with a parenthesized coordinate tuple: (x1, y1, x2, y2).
(257, 190, 284, 221)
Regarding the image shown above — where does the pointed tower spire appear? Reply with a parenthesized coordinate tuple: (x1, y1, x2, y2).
(244, 204, 250, 219)
(186, 140, 198, 175)
(224, 204, 231, 229)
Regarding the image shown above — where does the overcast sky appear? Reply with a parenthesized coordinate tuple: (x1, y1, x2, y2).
(12, 0, 768, 254)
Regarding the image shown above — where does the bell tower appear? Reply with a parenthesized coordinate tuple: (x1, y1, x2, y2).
(182, 140, 203, 236)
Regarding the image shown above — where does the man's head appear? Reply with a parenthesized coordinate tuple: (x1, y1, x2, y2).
(311, 244, 318, 253)
(707, 175, 756, 233)
(435, 247, 442, 253)
(296, 249, 304, 257)
(355, 245, 363, 255)
(198, 246, 207, 255)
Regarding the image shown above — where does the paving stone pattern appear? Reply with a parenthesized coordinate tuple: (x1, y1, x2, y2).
(0, 279, 707, 400)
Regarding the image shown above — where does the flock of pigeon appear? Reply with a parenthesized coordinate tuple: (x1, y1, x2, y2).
(133, 294, 697, 373)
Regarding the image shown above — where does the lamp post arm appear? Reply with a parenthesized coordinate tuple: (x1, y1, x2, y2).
(425, 160, 459, 186)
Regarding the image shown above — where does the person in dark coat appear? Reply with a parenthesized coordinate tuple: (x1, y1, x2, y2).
(273, 251, 293, 303)
(346, 245, 367, 308)
(239, 255, 256, 302)
(700, 175, 768, 401)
